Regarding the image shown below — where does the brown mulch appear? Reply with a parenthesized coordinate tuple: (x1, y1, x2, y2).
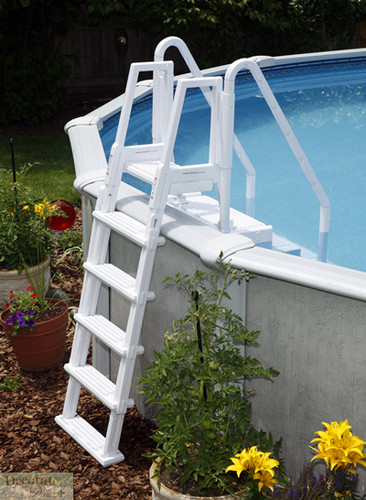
(0, 206, 156, 499)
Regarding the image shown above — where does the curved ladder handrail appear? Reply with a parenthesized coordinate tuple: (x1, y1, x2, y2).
(154, 36, 256, 229)
(224, 58, 330, 262)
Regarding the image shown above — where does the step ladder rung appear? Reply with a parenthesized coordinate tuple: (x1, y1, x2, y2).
(83, 262, 155, 302)
(93, 210, 165, 247)
(124, 160, 160, 184)
(75, 313, 144, 357)
(65, 363, 118, 410)
(55, 414, 125, 467)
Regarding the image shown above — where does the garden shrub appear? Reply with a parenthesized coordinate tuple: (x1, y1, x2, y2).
(1, 0, 365, 124)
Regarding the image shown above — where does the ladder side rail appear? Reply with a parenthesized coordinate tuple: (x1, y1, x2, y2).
(100, 61, 174, 212)
(152, 64, 174, 143)
(233, 135, 256, 218)
(208, 77, 222, 167)
(154, 36, 257, 221)
(224, 58, 331, 262)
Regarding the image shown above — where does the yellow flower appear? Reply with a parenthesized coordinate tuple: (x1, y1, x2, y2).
(310, 420, 366, 473)
(253, 469, 278, 492)
(34, 199, 56, 218)
(226, 457, 246, 478)
(226, 446, 279, 492)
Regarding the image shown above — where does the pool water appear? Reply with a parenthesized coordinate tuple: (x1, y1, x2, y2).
(100, 58, 366, 272)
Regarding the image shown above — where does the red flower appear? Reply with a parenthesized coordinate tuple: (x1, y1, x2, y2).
(9, 294, 15, 301)
(26, 286, 34, 291)
(5, 303, 9, 309)
(31, 293, 37, 298)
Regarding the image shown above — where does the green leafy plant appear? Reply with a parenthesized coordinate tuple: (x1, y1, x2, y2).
(0, 165, 59, 273)
(139, 257, 280, 496)
(57, 229, 83, 251)
(0, 374, 23, 392)
(55, 229, 83, 269)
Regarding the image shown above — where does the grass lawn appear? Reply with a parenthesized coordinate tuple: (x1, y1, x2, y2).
(0, 132, 80, 204)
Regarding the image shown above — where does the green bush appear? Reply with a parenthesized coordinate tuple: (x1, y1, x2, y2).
(1, 0, 365, 124)
(0, 0, 78, 124)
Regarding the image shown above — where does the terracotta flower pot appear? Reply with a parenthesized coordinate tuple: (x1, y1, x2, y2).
(0, 256, 51, 309)
(0, 299, 68, 372)
(149, 461, 243, 500)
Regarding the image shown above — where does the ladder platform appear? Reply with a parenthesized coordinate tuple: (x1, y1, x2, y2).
(55, 414, 125, 467)
(93, 210, 166, 247)
(167, 193, 273, 246)
(75, 313, 144, 357)
(83, 262, 155, 302)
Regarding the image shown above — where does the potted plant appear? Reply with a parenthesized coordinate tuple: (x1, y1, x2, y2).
(0, 165, 59, 307)
(0, 164, 70, 371)
(0, 284, 68, 371)
(139, 257, 282, 499)
(272, 419, 366, 499)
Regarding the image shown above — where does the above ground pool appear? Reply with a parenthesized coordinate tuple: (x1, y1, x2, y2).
(100, 57, 366, 272)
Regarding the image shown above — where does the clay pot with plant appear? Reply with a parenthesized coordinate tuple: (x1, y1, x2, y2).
(0, 284, 68, 372)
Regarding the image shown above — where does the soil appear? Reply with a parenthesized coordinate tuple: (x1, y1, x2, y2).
(0, 205, 157, 499)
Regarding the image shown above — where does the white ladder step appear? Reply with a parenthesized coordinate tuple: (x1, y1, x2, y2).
(125, 160, 161, 184)
(55, 414, 125, 467)
(83, 262, 155, 302)
(93, 210, 165, 247)
(65, 363, 114, 410)
(75, 313, 144, 357)
(64, 363, 136, 411)
(125, 160, 217, 193)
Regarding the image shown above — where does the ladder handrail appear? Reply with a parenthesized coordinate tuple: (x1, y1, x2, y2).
(224, 58, 330, 262)
(154, 36, 256, 227)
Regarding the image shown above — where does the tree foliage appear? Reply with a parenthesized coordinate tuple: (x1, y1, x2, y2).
(1, 0, 366, 124)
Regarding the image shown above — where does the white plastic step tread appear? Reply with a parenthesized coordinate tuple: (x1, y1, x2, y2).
(65, 363, 118, 410)
(83, 262, 155, 302)
(124, 160, 160, 184)
(93, 210, 165, 247)
(55, 414, 125, 467)
(74, 313, 144, 357)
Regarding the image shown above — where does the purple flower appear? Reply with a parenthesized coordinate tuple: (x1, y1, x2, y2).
(17, 319, 26, 326)
(352, 473, 359, 490)
(25, 311, 35, 315)
(27, 320, 35, 327)
(16, 312, 24, 319)
(5, 314, 17, 326)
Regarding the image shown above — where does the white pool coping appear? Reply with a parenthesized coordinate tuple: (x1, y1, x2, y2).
(81, 180, 366, 302)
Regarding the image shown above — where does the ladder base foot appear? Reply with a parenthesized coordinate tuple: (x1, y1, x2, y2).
(55, 414, 125, 467)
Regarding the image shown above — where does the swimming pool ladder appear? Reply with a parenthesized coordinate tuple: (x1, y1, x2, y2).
(155, 37, 330, 262)
(56, 60, 223, 466)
